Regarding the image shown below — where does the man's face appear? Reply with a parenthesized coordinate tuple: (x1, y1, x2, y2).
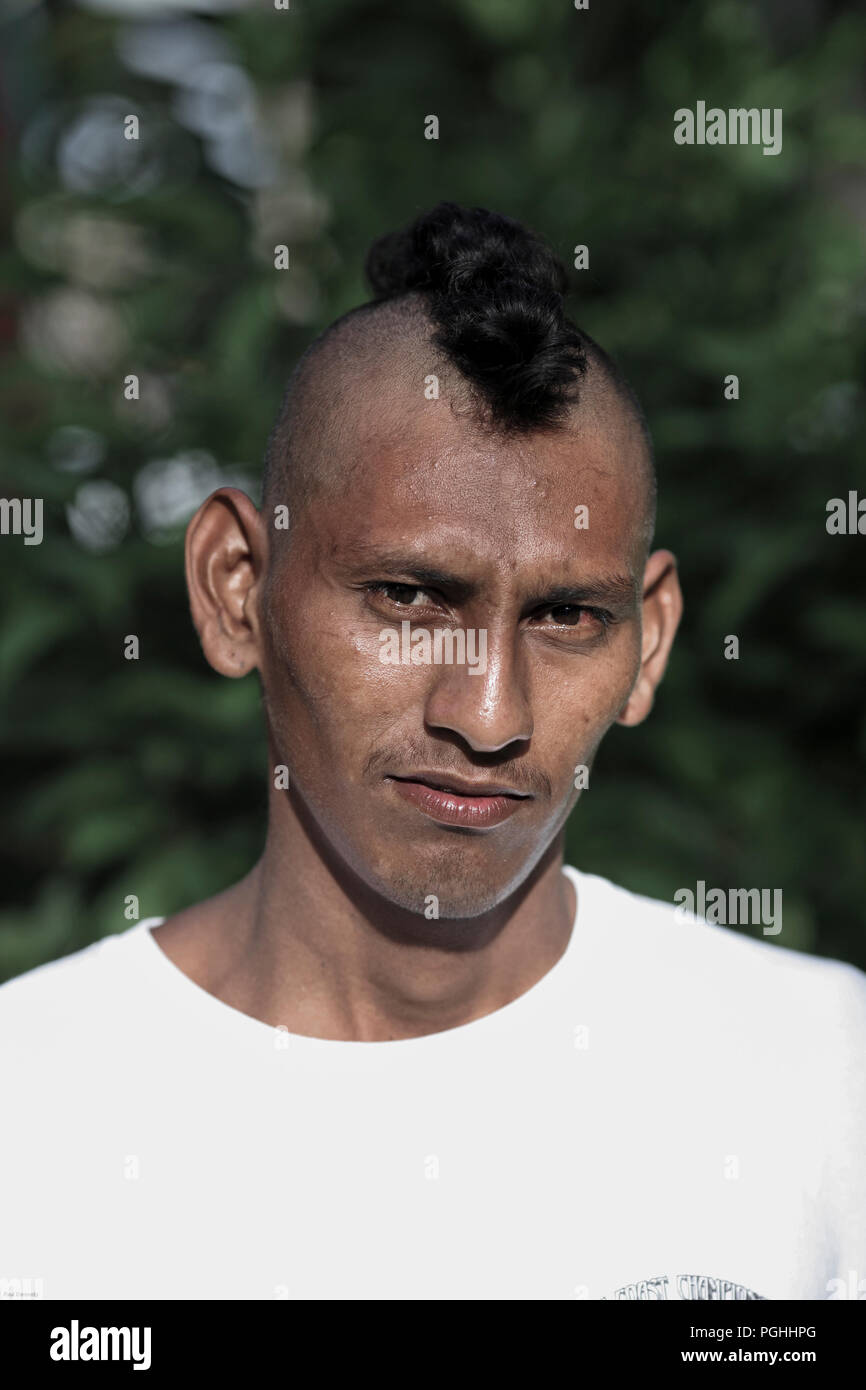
(258, 392, 653, 918)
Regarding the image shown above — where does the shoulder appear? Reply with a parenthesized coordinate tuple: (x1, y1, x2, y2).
(571, 866, 866, 1045)
(0, 921, 156, 1056)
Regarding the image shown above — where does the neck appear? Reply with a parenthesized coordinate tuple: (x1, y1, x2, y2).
(155, 785, 576, 1043)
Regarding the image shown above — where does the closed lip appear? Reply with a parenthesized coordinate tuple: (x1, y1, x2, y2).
(388, 772, 532, 799)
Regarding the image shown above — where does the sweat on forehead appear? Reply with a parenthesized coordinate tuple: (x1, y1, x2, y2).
(262, 295, 655, 542)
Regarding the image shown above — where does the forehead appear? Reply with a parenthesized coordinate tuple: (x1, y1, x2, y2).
(307, 382, 649, 576)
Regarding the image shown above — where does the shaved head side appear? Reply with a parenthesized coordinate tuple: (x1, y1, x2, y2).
(262, 296, 451, 516)
(262, 203, 656, 549)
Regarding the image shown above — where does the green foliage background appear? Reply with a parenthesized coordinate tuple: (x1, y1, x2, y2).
(1, 0, 864, 980)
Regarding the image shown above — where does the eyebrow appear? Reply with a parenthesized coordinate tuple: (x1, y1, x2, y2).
(336, 546, 639, 610)
(525, 578, 639, 609)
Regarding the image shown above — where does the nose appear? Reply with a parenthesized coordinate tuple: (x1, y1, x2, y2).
(423, 626, 533, 753)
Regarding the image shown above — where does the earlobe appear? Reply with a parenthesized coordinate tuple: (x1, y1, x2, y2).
(185, 487, 266, 679)
(616, 675, 653, 728)
(616, 549, 682, 729)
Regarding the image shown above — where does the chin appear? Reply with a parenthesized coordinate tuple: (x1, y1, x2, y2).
(366, 853, 527, 920)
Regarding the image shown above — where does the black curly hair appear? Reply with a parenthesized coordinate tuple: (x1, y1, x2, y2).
(363, 201, 589, 431)
(263, 201, 654, 530)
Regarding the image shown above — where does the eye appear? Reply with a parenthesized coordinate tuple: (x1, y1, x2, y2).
(541, 604, 612, 630)
(366, 582, 434, 609)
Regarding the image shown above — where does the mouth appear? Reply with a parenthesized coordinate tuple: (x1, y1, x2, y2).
(386, 773, 531, 829)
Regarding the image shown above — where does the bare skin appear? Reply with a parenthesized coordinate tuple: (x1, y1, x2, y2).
(152, 356, 682, 1042)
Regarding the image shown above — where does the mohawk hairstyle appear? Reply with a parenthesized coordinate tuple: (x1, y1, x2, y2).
(363, 201, 589, 431)
(262, 201, 655, 540)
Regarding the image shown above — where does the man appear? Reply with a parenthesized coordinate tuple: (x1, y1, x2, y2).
(1, 203, 863, 1301)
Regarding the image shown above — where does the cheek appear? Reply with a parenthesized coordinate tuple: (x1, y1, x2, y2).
(261, 597, 425, 758)
(533, 637, 641, 766)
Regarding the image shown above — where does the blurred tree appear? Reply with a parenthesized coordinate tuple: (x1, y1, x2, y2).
(0, 0, 864, 979)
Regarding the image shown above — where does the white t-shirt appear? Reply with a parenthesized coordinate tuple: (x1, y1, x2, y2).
(1, 865, 864, 1301)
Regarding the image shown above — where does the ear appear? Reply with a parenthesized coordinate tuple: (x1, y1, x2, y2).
(185, 487, 267, 678)
(616, 548, 683, 727)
